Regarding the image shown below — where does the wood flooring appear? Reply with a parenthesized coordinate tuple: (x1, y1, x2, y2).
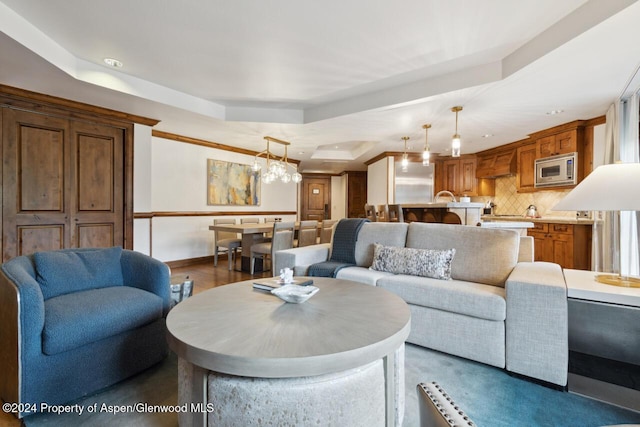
(0, 256, 274, 426)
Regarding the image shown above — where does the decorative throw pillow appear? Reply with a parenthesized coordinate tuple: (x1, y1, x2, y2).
(34, 246, 124, 300)
(370, 243, 456, 280)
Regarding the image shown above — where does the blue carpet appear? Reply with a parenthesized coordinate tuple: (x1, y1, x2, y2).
(20, 343, 640, 426)
(404, 343, 640, 427)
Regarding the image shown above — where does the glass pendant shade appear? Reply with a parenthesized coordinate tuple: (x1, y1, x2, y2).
(422, 149, 430, 166)
(451, 135, 461, 157)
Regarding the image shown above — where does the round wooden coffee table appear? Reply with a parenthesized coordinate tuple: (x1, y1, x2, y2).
(166, 276, 410, 426)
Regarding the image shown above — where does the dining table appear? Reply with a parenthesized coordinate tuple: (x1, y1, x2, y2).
(208, 221, 321, 272)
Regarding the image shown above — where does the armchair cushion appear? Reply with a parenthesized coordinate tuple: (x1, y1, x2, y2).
(43, 286, 163, 355)
(35, 246, 124, 300)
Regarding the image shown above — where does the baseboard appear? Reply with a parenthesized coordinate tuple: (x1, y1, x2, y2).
(166, 256, 215, 269)
(569, 373, 640, 413)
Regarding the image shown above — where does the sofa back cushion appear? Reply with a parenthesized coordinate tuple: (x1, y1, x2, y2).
(405, 223, 519, 287)
(34, 247, 124, 300)
(354, 222, 409, 267)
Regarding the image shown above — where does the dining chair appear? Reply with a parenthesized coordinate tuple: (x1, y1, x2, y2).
(241, 217, 260, 224)
(364, 204, 378, 222)
(297, 220, 319, 247)
(319, 220, 336, 244)
(388, 204, 404, 222)
(213, 218, 242, 270)
(250, 221, 295, 274)
(377, 204, 389, 222)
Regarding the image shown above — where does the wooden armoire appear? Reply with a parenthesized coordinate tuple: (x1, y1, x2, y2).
(0, 86, 157, 262)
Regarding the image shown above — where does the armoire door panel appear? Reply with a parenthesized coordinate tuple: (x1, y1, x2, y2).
(3, 109, 71, 261)
(19, 125, 64, 212)
(76, 224, 114, 248)
(18, 225, 64, 254)
(77, 133, 114, 211)
(70, 121, 124, 249)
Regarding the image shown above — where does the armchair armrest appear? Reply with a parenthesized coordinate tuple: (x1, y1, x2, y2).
(276, 244, 331, 276)
(505, 262, 568, 386)
(0, 256, 46, 405)
(120, 250, 171, 315)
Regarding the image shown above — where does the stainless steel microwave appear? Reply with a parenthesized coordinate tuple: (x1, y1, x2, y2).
(534, 152, 578, 188)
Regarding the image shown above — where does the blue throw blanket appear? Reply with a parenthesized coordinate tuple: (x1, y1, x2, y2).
(308, 218, 369, 277)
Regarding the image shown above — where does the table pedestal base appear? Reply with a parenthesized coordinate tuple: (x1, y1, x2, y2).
(178, 345, 405, 427)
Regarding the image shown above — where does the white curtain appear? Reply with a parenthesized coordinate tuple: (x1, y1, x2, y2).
(619, 93, 640, 276)
(595, 103, 620, 273)
(598, 94, 640, 276)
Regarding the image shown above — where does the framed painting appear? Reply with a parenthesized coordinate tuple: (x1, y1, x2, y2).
(207, 159, 261, 205)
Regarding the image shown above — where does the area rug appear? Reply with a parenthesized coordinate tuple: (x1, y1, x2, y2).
(22, 344, 640, 426)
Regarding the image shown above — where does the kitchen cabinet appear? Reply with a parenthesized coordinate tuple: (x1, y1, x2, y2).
(527, 222, 591, 270)
(516, 143, 537, 192)
(434, 156, 494, 197)
(476, 149, 516, 178)
(536, 130, 578, 158)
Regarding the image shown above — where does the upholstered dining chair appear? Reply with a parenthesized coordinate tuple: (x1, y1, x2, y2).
(296, 220, 319, 247)
(388, 204, 404, 222)
(377, 204, 390, 222)
(319, 219, 336, 244)
(364, 204, 378, 222)
(417, 382, 476, 427)
(240, 217, 260, 224)
(250, 221, 295, 274)
(213, 218, 242, 270)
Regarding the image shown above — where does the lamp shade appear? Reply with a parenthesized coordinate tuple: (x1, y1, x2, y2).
(552, 162, 640, 211)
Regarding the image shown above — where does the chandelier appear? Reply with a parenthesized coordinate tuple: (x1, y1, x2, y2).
(251, 136, 302, 184)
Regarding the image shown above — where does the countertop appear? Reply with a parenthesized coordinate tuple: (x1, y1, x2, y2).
(481, 215, 594, 225)
(479, 221, 534, 229)
(403, 202, 484, 209)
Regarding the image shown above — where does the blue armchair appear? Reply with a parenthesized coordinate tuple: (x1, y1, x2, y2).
(0, 247, 170, 418)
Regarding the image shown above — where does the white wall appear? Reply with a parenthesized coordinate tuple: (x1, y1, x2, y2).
(593, 123, 606, 168)
(133, 130, 298, 262)
(331, 175, 346, 220)
(367, 157, 391, 205)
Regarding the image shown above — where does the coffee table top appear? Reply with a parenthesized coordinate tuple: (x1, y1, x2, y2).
(166, 277, 411, 378)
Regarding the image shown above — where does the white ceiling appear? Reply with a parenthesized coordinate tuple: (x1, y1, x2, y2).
(1, 0, 640, 172)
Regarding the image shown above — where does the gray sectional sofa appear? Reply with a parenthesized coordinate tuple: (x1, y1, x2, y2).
(277, 221, 568, 387)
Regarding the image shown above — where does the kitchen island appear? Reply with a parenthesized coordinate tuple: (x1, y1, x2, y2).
(402, 202, 483, 225)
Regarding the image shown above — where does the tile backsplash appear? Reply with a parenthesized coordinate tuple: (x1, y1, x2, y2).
(472, 176, 575, 218)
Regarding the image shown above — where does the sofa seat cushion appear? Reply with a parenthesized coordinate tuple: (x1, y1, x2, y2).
(43, 286, 163, 355)
(335, 266, 394, 286)
(377, 275, 506, 321)
(35, 246, 124, 300)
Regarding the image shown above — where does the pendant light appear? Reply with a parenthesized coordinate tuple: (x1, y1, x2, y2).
(422, 124, 431, 166)
(401, 136, 410, 172)
(451, 106, 463, 157)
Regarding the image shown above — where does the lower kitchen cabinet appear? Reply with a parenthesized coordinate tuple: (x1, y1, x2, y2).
(527, 222, 592, 270)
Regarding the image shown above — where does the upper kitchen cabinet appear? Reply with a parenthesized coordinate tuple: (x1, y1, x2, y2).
(434, 155, 494, 197)
(536, 129, 580, 158)
(476, 148, 516, 178)
(516, 143, 537, 192)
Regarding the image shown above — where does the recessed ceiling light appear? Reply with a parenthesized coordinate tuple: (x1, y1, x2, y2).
(481, 134, 493, 138)
(546, 109, 564, 115)
(297, 151, 305, 155)
(103, 58, 123, 68)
